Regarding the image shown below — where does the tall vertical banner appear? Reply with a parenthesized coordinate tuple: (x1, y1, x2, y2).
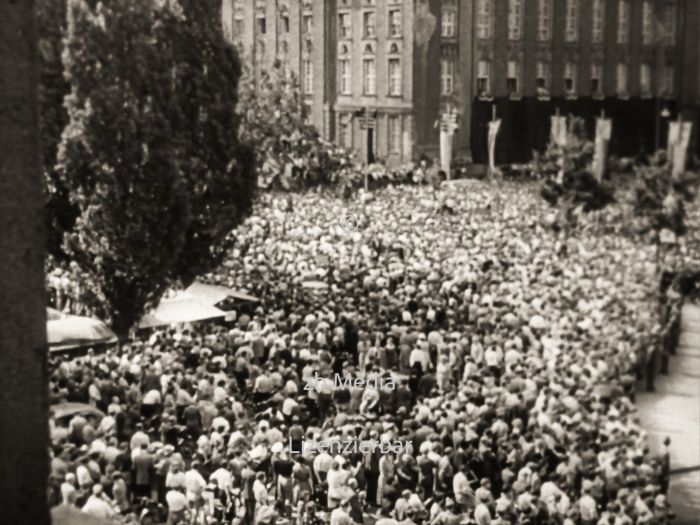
(593, 118, 612, 181)
(440, 129, 453, 179)
(488, 119, 501, 177)
(672, 122, 693, 177)
(667, 121, 681, 163)
(551, 116, 567, 147)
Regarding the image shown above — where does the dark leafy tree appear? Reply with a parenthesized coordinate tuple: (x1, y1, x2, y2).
(237, 60, 354, 191)
(55, 0, 255, 334)
(37, 0, 78, 260)
(168, 0, 256, 285)
(632, 151, 699, 250)
(57, 0, 191, 336)
(537, 117, 615, 228)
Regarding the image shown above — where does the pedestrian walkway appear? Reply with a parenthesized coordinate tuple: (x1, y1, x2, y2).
(638, 302, 700, 525)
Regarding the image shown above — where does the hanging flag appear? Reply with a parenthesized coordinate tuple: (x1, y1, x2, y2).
(672, 122, 693, 177)
(550, 115, 560, 145)
(558, 116, 568, 147)
(488, 119, 501, 176)
(592, 118, 612, 181)
(667, 120, 681, 162)
(551, 116, 567, 147)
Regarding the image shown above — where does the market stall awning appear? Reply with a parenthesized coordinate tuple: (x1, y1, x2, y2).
(138, 294, 226, 329)
(51, 402, 105, 421)
(47, 308, 118, 352)
(184, 281, 259, 305)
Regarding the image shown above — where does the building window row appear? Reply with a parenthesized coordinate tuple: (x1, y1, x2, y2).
(340, 9, 402, 40)
(474, 0, 675, 46)
(474, 60, 674, 98)
(338, 55, 402, 97)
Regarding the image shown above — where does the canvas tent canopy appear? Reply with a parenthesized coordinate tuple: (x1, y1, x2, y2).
(47, 308, 118, 352)
(184, 281, 259, 305)
(138, 281, 258, 329)
(139, 294, 227, 329)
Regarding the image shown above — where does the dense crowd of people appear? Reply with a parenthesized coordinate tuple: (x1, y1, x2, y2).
(47, 182, 695, 525)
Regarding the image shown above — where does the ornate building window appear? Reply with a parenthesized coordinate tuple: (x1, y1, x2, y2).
(642, 1, 654, 45)
(640, 63, 652, 96)
(592, 0, 605, 44)
(363, 57, 376, 95)
(617, 0, 630, 45)
(477, 0, 493, 40)
(507, 60, 520, 96)
(256, 16, 266, 34)
(338, 45, 351, 95)
(339, 12, 351, 39)
(302, 14, 312, 34)
(663, 5, 677, 45)
(508, 0, 523, 41)
(388, 115, 401, 154)
(616, 63, 628, 96)
(662, 65, 675, 97)
(591, 63, 604, 97)
(537, 0, 552, 41)
(477, 60, 491, 96)
(389, 9, 402, 37)
(564, 62, 578, 95)
(442, 9, 456, 38)
(565, 0, 579, 42)
(388, 58, 402, 96)
(363, 11, 376, 38)
(441, 58, 455, 95)
(302, 57, 313, 94)
(536, 61, 550, 95)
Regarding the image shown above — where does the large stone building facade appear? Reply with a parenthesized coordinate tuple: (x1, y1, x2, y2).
(223, 0, 700, 165)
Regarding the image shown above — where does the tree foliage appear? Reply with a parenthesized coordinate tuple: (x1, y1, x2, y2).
(37, 0, 77, 260)
(632, 151, 699, 239)
(166, 0, 256, 285)
(537, 117, 616, 225)
(57, 0, 254, 335)
(237, 60, 355, 191)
